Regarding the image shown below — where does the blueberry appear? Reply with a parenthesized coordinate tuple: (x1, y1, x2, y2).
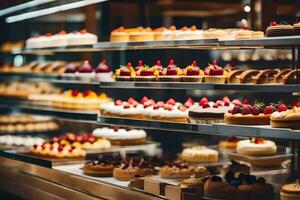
(238, 173, 246, 181)
(211, 176, 222, 182)
(247, 175, 257, 184)
(229, 179, 241, 187)
(225, 171, 235, 183)
(257, 177, 266, 184)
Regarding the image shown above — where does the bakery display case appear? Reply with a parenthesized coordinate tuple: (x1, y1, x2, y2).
(1, 0, 300, 200)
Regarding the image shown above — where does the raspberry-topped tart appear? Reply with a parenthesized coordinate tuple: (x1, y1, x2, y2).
(181, 61, 204, 82)
(115, 62, 136, 81)
(236, 138, 277, 156)
(204, 173, 274, 199)
(159, 59, 182, 82)
(224, 101, 281, 125)
(204, 60, 227, 83)
(95, 59, 114, 82)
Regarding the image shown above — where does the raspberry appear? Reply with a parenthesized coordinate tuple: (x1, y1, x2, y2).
(166, 98, 176, 105)
(243, 99, 249, 105)
(241, 106, 251, 115)
(202, 102, 210, 108)
(270, 21, 277, 26)
(199, 97, 209, 106)
(263, 105, 275, 115)
(277, 103, 288, 112)
(252, 106, 260, 115)
(231, 106, 241, 114)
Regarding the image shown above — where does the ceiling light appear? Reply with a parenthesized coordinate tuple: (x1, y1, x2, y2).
(244, 5, 251, 13)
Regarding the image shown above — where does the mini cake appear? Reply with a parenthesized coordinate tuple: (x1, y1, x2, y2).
(181, 146, 218, 163)
(95, 59, 114, 82)
(219, 137, 239, 150)
(224, 102, 280, 125)
(175, 26, 204, 40)
(110, 27, 130, 42)
(221, 160, 251, 175)
(135, 64, 158, 81)
(281, 182, 300, 200)
(67, 29, 98, 46)
(83, 154, 121, 177)
(236, 138, 277, 156)
(181, 61, 204, 82)
(92, 127, 147, 146)
(271, 107, 300, 129)
(266, 21, 294, 37)
(204, 60, 226, 84)
(77, 60, 95, 81)
(159, 59, 182, 82)
(129, 27, 154, 42)
(113, 158, 157, 181)
(63, 63, 80, 78)
(115, 62, 136, 81)
(160, 161, 209, 179)
(204, 173, 274, 199)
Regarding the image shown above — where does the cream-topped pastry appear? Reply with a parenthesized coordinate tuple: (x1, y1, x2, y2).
(281, 181, 300, 200)
(181, 146, 218, 163)
(67, 29, 98, 46)
(92, 127, 146, 140)
(236, 138, 277, 156)
(0, 135, 44, 146)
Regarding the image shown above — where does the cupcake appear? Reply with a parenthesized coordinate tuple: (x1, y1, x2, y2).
(63, 63, 79, 79)
(204, 60, 226, 84)
(115, 62, 135, 81)
(95, 59, 114, 82)
(77, 60, 95, 81)
(181, 61, 204, 82)
(158, 59, 182, 82)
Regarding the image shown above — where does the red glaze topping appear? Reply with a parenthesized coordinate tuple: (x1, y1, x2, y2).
(78, 60, 94, 73)
(95, 59, 112, 73)
(71, 90, 80, 97)
(270, 21, 277, 26)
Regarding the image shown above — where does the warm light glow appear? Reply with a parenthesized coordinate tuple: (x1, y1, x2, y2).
(241, 19, 248, 25)
(244, 5, 251, 13)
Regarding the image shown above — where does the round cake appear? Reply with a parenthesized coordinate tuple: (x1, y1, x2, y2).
(270, 108, 300, 129)
(219, 137, 239, 150)
(236, 138, 277, 156)
(281, 182, 300, 200)
(92, 127, 147, 146)
(181, 146, 218, 163)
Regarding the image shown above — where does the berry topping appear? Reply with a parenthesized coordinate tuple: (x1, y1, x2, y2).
(113, 127, 119, 132)
(153, 104, 159, 110)
(166, 98, 176, 105)
(254, 138, 264, 144)
(157, 101, 164, 107)
(78, 60, 94, 73)
(212, 60, 218, 66)
(229, 179, 242, 187)
(137, 60, 143, 66)
(241, 24, 249, 30)
(232, 99, 242, 106)
(209, 67, 224, 76)
(192, 61, 197, 67)
(127, 97, 136, 104)
(231, 105, 242, 114)
(140, 68, 154, 76)
(211, 176, 222, 182)
(166, 67, 178, 76)
(80, 29, 87, 34)
(141, 96, 149, 104)
(241, 106, 252, 115)
(168, 59, 176, 68)
(277, 103, 288, 112)
(71, 90, 80, 97)
(184, 98, 193, 108)
(33, 144, 38, 149)
(95, 59, 111, 73)
(132, 102, 139, 108)
(59, 30, 67, 35)
(270, 21, 277, 26)
(252, 106, 260, 115)
(243, 99, 249, 105)
(202, 101, 210, 108)
(115, 99, 122, 106)
(225, 171, 235, 183)
(213, 102, 219, 108)
(155, 60, 162, 66)
(263, 105, 276, 115)
(222, 96, 231, 106)
(178, 105, 187, 111)
(58, 146, 64, 152)
(199, 97, 209, 106)
(216, 100, 224, 106)
(123, 103, 130, 109)
(186, 67, 200, 76)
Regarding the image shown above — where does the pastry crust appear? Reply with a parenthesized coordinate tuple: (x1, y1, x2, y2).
(270, 108, 300, 129)
(237, 69, 259, 84)
(113, 167, 156, 181)
(274, 69, 292, 83)
(160, 165, 209, 179)
(281, 69, 300, 84)
(224, 113, 271, 125)
(227, 70, 243, 83)
(252, 69, 277, 84)
(109, 138, 146, 146)
(83, 164, 114, 177)
(181, 146, 218, 163)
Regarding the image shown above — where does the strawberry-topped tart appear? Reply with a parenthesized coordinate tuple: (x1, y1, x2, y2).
(115, 62, 136, 81)
(77, 60, 95, 81)
(152, 60, 163, 71)
(135, 67, 158, 81)
(189, 96, 238, 124)
(181, 61, 204, 82)
(224, 100, 286, 125)
(95, 59, 114, 82)
(134, 60, 145, 71)
(159, 59, 182, 82)
(204, 60, 227, 84)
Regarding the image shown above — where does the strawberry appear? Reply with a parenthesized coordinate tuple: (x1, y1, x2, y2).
(277, 103, 288, 112)
(228, 109, 232, 114)
(222, 96, 230, 105)
(232, 99, 242, 106)
(252, 106, 260, 115)
(255, 138, 264, 144)
(186, 97, 194, 104)
(164, 104, 172, 111)
(202, 101, 210, 108)
(213, 103, 219, 108)
(241, 25, 248, 30)
(123, 103, 130, 109)
(270, 21, 277, 26)
(153, 104, 159, 110)
(231, 105, 241, 114)
(58, 146, 64, 152)
(216, 100, 224, 106)
(115, 99, 122, 106)
(263, 105, 275, 115)
(157, 101, 164, 107)
(192, 61, 197, 67)
(243, 99, 249, 105)
(83, 90, 91, 97)
(132, 102, 139, 108)
(141, 96, 149, 104)
(166, 98, 176, 105)
(143, 101, 151, 108)
(127, 97, 136, 104)
(33, 144, 38, 149)
(149, 98, 156, 105)
(178, 105, 187, 111)
(199, 97, 209, 106)
(204, 68, 210, 75)
(184, 101, 193, 108)
(241, 106, 251, 115)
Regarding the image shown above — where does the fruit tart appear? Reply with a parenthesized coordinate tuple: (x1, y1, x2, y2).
(204, 60, 227, 84)
(135, 65, 158, 81)
(181, 61, 204, 82)
(160, 160, 209, 179)
(110, 26, 130, 42)
(204, 173, 274, 199)
(113, 157, 157, 181)
(129, 27, 154, 42)
(271, 107, 300, 129)
(95, 59, 114, 82)
(115, 62, 136, 81)
(224, 101, 282, 125)
(159, 59, 182, 82)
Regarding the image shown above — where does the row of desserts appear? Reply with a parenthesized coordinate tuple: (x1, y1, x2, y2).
(266, 21, 300, 37)
(115, 59, 297, 84)
(110, 25, 264, 42)
(26, 29, 98, 49)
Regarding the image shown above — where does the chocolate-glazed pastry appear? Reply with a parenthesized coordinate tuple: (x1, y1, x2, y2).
(160, 160, 209, 179)
(252, 69, 277, 84)
(237, 69, 259, 84)
(113, 157, 157, 181)
(227, 70, 243, 83)
(281, 69, 300, 84)
(274, 69, 292, 83)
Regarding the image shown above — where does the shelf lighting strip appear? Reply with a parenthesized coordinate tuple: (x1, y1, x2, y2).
(5, 0, 108, 23)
